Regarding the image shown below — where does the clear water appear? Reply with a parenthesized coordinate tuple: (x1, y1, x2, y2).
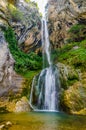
(0, 112, 86, 130)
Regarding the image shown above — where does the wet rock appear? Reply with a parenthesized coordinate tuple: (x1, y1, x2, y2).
(73, 46, 79, 50)
(6, 121, 12, 126)
(0, 121, 12, 130)
(0, 124, 5, 130)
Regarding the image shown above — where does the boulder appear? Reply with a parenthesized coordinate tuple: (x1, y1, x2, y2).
(57, 63, 79, 89)
(15, 96, 31, 112)
(61, 81, 86, 114)
(57, 63, 86, 115)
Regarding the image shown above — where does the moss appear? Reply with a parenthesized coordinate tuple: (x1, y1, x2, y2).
(55, 40, 86, 71)
(69, 24, 85, 33)
(68, 24, 86, 42)
(8, 91, 21, 102)
(0, 107, 9, 113)
(73, 108, 86, 115)
(0, 99, 17, 113)
(25, 0, 30, 3)
(67, 79, 78, 86)
(8, 4, 24, 22)
(21, 70, 40, 98)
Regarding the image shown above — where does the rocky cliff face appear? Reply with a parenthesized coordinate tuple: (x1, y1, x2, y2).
(48, 0, 86, 48)
(0, 0, 41, 112)
(8, 0, 41, 53)
(0, 30, 25, 112)
(0, 0, 41, 53)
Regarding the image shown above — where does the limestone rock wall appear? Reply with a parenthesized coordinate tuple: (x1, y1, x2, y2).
(48, 0, 86, 48)
(0, 0, 41, 53)
(0, 0, 41, 112)
(0, 31, 24, 98)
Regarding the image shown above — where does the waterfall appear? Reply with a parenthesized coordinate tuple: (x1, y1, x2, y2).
(29, 4, 60, 112)
(42, 17, 52, 67)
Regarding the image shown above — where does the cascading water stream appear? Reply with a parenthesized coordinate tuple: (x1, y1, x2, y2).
(42, 17, 52, 67)
(29, 3, 60, 112)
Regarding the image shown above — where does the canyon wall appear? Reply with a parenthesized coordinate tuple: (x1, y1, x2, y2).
(48, 0, 86, 48)
(0, 0, 41, 112)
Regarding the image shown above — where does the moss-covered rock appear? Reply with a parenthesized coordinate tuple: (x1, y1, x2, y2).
(60, 76, 86, 115)
(57, 63, 79, 89)
(73, 108, 86, 115)
(14, 96, 31, 112)
(0, 96, 31, 113)
(57, 63, 86, 115)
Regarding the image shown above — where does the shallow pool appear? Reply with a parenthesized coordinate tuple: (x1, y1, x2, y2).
(0, 112, 86, 130)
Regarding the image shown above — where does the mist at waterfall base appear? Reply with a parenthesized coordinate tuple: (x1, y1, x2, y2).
(29, 15, 60, 111)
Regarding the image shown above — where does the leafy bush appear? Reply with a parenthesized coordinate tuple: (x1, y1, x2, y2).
(55, 40, 86, 71)
(4, 27, 42, 74)
(68, 24, 86, 42)
(69, 24, 85, 33)
(25, 0, 30, 3)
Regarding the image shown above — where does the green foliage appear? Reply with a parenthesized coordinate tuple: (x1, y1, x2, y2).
(55, 40, 86, 71)
(25, 0, 30, 3)
(68, 24, 86, 42)
(21, 71, 40, 97)
(69, 24, 85, 33)
(4, 27, 42, 74)
(8, 4, 24, 22)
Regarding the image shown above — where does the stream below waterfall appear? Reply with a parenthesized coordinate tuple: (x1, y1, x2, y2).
(0, 112, 86, 130)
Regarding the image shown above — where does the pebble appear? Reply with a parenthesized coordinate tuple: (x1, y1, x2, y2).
(0, 124, 5, 130)
(0, 121, 12, 130)
(6, 121, 12, 126)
